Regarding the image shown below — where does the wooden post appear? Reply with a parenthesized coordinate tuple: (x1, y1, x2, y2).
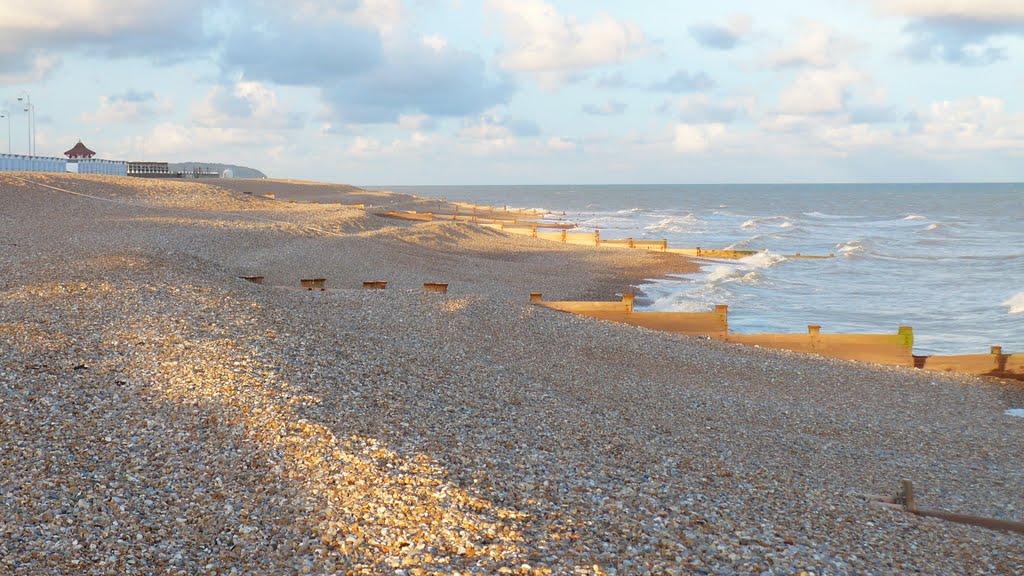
(561, 229, 567, 243)
(594, 230, 600, 245)
(622, 294, 635, 312)
(300, 278, 326, 291)
(901, 479, 915, 510)
(661, 239, 668, 252)
(992, 345, 1003, 356)
(239, 276, 264, 285)
(808, 325, 821, 335)
(531, 225, 538, 238)
(530, 293, 543, 303)
(423, 283, 448, 293)
(362, 281, 387, 290)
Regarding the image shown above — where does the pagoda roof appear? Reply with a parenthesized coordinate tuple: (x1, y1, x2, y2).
(64, 141, 96, 158)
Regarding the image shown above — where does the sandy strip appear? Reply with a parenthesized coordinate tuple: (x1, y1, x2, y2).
(1, 174, 1022, 575)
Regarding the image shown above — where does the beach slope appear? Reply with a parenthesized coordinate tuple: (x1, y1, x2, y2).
(1, 175, 1021, 574)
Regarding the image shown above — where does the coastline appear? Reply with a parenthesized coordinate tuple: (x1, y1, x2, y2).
(2, 174, 1022, 574)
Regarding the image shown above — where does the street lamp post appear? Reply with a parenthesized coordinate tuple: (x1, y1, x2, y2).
(0, 111, 10, 154)
(17, 92, 34, 156)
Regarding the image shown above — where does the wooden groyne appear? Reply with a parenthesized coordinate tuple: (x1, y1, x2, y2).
(377, 208, 831, 260)
(529, 294, 1022, 380)
(862, 480, 1024, 535)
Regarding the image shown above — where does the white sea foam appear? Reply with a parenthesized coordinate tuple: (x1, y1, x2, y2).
(645, 214, 705, 233)
(804, 211, 849, 219)
(836, 240, 865, 256)
(699, 251, 782, 286)
(705, 265, 742, 283)
(649, 295, 715, 312)
(738, 250, 787, 269)
(741, 216, 792, 230)
(1006, 409, 1024, 418)
(1004, 292, 1024, 314)
(903, 214, 926, 220)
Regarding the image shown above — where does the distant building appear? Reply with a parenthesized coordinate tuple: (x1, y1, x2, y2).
(64, 141, 96, 159)
(128, 161, 171, 177)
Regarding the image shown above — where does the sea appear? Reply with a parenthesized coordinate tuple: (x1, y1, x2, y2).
(379, 184, 1024, 356)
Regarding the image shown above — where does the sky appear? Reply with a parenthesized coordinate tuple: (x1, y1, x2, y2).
(1, 0, 1023, 185)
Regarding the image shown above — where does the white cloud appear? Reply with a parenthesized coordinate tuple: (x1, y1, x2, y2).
(818, 123, 893, 152)
(344, 131, 435, 158)
(193, 81, 302, 130)
(777, 67, 867, 115)
(0, 53, 60, 84)
(766, 22, 851, 69)
(875, 0, 1024, 21)
(671, 94, 756, 123)
(0, 0, 210, 66)
(912, 96, 1024, 151)
(674, 123, 726, 153)
(421, 34, 448, 52)
(292, 0, 409, 39)
(487, 0, 647, 87)
(397, 114, 436, 131)
(760, 114, 814, 134)
(547, 136, 577, 151)
(81, 91, 173, 124)
(111, 121, 288, 159)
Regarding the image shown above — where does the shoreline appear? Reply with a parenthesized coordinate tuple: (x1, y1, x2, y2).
(2, 174, 1022, 574)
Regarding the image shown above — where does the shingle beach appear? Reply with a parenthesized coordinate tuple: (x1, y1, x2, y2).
(1, 174, 1022, 575)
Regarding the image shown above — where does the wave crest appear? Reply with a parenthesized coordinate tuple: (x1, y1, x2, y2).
(1004, 292, 1024, 314)
(837, 240, 865, 256)
(645, 213, 706, 233)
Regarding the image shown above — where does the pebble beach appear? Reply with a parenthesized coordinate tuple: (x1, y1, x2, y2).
(1, 174, 1022, 575)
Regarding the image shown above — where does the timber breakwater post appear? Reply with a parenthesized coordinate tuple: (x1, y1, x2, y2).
(529, 295, 1022, 381)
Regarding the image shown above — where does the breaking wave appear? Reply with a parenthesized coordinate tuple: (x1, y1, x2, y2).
(1004, 292, 1024, 314)
(645, 213, 706, 233)
(836, 240, 866, 257)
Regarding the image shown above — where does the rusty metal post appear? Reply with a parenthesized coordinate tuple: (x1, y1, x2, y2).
(992, 345, 1003, 356)
(530, 293, 543, 303)
(808, 325, 821, 335)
